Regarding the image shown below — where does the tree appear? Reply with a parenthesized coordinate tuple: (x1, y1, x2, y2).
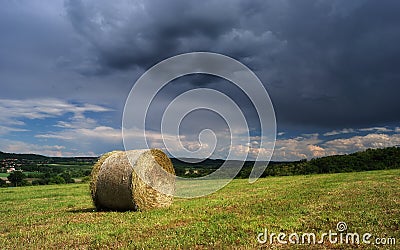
(61, 172, 75, 183)
(48, 175, 65, 184)
(0, 178, 7, 187)
(7, 171, 27, 187)
(31, 180, 40, 186)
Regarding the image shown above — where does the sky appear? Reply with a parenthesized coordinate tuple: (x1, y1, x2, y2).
(0, 0, 400, 161)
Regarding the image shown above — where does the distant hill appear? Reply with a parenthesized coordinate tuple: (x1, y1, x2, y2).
(0, 151, 49, 160)
(0, 151, 98, 162)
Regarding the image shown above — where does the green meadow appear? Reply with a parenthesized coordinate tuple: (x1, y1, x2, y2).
(0, 169, 399, 249)
(0, 173, 9, 178)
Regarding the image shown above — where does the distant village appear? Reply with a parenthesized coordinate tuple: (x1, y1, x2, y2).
(0, 158, 50, 173)
(1, 158, 25, 173)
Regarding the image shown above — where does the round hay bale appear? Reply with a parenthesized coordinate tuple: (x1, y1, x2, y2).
(90, 149, 175, 211)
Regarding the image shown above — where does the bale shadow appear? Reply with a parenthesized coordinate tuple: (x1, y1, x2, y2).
(68, 207, 137, 213)
(68, 207, 96, 213)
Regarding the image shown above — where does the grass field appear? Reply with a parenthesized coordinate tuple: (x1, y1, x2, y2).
(0, 172, 40, 178)
(0, 172, 9, 178)
(0, 169, 399, 249)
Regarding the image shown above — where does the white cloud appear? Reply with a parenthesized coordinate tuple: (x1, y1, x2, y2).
(0, 98, 116, 155)
(271, 132, 400, 161)
(36, 126, 122, 141)
(0, 139, 79, 157)
(301, 133, 320, 138)
(4, 126, 400, 160)
(0, 98, 111, 128)
(323, 128, 355, 136)
(323, 126, 397, 137)
(0, 126, 28, 135)
(272, 134, 326, 161)
(2, 97, 400, 159)
(358, 127, 392, 133)
(307, 145, 326, 158)
(323, 133, 400, 153)
(35, 124, 204, 157)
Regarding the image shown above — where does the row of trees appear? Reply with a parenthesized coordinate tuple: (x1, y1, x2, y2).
(245, 146, 400, 177)
(0, 171, 90, 188)
(167, 147, 400, 178)
(31, 172, 76, 185)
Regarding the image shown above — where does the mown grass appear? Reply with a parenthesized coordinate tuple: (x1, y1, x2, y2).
(0, 169, 399, 249)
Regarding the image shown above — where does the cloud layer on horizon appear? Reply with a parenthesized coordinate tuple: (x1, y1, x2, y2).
(0, 98, 399, 160)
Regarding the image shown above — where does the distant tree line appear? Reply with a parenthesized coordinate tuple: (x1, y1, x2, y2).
(0, 170, 91, 188)
(172, 147, 400, 178)
(0, 159, 93, 188)
(31, 172, 77, 186)
(238, 146, 400, 178)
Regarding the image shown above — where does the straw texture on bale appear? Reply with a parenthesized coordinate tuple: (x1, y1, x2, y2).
(90, 149, 175, 211)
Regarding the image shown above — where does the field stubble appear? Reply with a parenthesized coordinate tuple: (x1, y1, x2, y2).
(0, 169, 399, 249)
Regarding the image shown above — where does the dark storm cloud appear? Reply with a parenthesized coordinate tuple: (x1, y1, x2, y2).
(61, 0, 400, 130)
(63, 0, 247, 70)
(267, 0, 400, 128)
(1, 0, 399, 133)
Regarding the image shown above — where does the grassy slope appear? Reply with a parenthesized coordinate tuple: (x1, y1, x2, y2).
(0, 169, 399, 249)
